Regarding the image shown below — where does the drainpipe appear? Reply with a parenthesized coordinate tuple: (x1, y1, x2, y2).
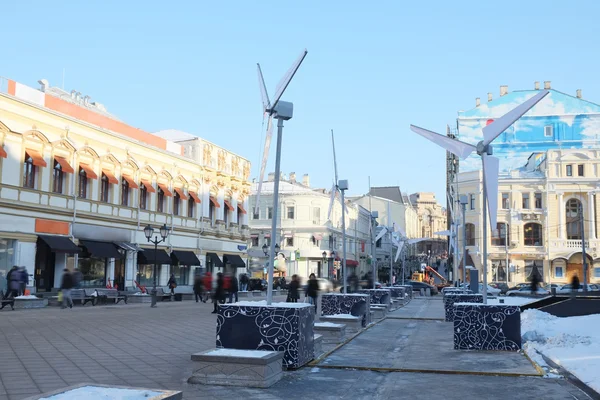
(70, 148, 78, 270)
(545, 174, 550, 286)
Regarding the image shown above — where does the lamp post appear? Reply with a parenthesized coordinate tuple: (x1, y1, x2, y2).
(322, 251, 327, 278)
(262, 243, 280, 280)
(339, 179, 349, 294)
(459, 195, 468, 284)
(371, 211, 378, 289)
(143, 224, 170, 308)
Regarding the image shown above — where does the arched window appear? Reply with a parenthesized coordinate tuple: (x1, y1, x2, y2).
(52, 159, 64, 193)
(157, 187, 165, 213)
(121, 179, 130, 206)
(78, 167, 88, 198)
(492, 222, 509, 246)
(23, 153, 36, 188)
(139, 183, 148, 210)
(100, 173, 110, 202)
(465, 223, 475, 246)
(524, 223, 543, 246)
(566, 199, 582, 240)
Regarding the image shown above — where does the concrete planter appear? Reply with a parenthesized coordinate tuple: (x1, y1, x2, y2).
(217, 302, 314, 369)
(320, 293, 370, 327)
(454, 304, 521, 351)
(387, 287, 405, 298)
(358, 289, 391, 310)
(22, 383, 182, 400)
(127, 295, 152, 303)
(14, 298, 48, 309)
(443, 294, 483, 322)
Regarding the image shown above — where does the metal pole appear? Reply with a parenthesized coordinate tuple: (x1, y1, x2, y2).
(389, 230, 393, 286)
(462, 202, 467, 285)
(151, 239, 158, 308)
(401, 245, 405, 285)
(341, 189, 347, 294)
(482, 182, 488, 304)
(371, 217, 376, 289)
(580, 202, 588, 292)
(266, 117, 284, 305)
(505, 221, 509, 285)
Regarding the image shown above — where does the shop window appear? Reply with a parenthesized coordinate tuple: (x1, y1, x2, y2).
(77, 257, 106, 287)
(171, 265, 189, 286)
(525, 260, 543, 282)
(0, 239, 15, 294)
(137, 264, 160, 287)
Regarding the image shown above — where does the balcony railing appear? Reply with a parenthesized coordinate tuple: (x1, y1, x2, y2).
(550, 239, 594, 249)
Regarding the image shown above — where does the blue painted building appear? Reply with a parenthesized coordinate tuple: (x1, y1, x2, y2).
(457, 83, 600, 172)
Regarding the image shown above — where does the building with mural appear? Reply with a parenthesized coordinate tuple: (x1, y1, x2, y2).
(0, 76, 250, 294)
(449, 82, 600, 285)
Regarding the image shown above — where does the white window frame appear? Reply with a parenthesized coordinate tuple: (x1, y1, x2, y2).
(544, 125, 553, 137)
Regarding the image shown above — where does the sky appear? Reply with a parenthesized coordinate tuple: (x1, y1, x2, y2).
(3, 0, 600, 205)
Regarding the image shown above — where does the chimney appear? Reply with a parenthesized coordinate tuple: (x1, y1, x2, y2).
(576, 89, 582, 99)
(500, 85, 508, 97)
(487, 93, 493, 102)
(75, 92, 82, 102)
(475, 97, 480, 107)
(289, 172, 296, 183)
(70, 90, 76, 99)
(302, 174, 310, 187)
(267, 172, 275, 182)
(38, 79, 49, 92)
(83, 95, 91, 106)
(534, 81, 540, 90)
(544, 81, 551, 90)
(280, 172, 287, 181)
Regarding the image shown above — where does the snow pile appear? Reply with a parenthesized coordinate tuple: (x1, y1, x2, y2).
(15, 295, 40, 299)
(206, 349, 275, 357)
(225, 300, 311, 309)
(323, 314, 359, 319)
(314, 322, 344, 328)
(39, 385, 162, 399)
(521, 309, 600, 393)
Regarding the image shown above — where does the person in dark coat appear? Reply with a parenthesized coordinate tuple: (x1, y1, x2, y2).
(240, 274, 249, 292)
(571, 275, 580, 299)
(5, 266, 19, 298)
(193, 274, 204, 303)
(287, 275, 300, 302)
(60, 269, 74, 309)
(212, 272, 225, 314)
(305, 273, 319, 311)
(168, 273, 177, 295)
(530, 273, 540, 294)
(228, 274, 239, 303)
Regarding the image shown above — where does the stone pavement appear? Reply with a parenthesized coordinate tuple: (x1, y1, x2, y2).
(0, 295, 593, 400)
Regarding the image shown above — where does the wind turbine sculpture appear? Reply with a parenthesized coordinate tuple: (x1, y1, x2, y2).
(410, 89, 549, 303)
(254, 49, 308, 305)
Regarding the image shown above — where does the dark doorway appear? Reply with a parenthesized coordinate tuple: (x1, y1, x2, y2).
(114, 259, 125, 290)
(35, 239, 56, 292)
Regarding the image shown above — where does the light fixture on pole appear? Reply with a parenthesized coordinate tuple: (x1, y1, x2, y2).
(321, 251, 327, 278)
(254, 49, 308, 305)
(143, 223, 170, 308)
(410, 90, 549, 303)
(339, 179, 349, 294)
(262, 243, 268, 256)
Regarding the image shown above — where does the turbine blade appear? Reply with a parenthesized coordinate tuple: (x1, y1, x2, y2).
(271, 49, 308, 111)
(327, 185, 336, 220)
(257, 63, 271, 112)
(410, 125, 476, 159)
(375, 226, 388, 242)
(483, 154, 500, 231)
(482, 90, 549, 146)
(331, 129, 339, 183)
(395, 241, 405, 262)
(254, 116, 274, 213)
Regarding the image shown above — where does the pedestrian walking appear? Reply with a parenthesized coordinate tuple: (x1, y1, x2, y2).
(530, 273, 540, 294)
(228, 274, 239, 303)
(287, 275, 300, 302)
(193, 274, 204, 303)
(168, 273, 177, 296)
(240, 273, 249, 292)
(305, 273, 319, 312)
(18, 267, 29, 296)
(60, 268, 74, 309)
(212, 272, 225, 314)
(203, 272, 212, 302)
(6, 266, 19, 298)
(571, 275, 580, 299)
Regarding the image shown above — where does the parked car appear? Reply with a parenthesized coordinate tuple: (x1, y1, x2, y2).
(478, 284, 502, 296)
(405, 280, 438, 295)
(489, 282, 509, 294)
(506, 286, 550, 296)
(508, 283, 529, 291)
(248, 278, 267, 291)
(556, 284, 599, 293)
(302, 278, 333, 294)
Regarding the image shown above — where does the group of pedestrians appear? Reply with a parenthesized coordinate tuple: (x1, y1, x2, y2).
(3, 266, 29, 299)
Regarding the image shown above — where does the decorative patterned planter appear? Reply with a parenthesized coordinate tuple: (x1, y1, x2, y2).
(320, 293, 370, 327)
(216, 302, 314, 369)
(454, 304, 521, 351)
(358, 289, 391, 309)
(387, 287, 406, 298)
(395, 285, 413, 299)
(443, 294, 483, 322)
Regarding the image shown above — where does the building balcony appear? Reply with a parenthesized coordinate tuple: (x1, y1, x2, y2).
(549, 239, 600, 254)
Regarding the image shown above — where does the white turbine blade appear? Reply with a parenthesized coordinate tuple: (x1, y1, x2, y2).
(410, 125, 476, 159)
(257, 63, 271, 112)
(395, 241, 405, 262)
(434, 230, 452, 236)
(254, 116, 274, 213)
(331, 129, 339, 183)
(271, 49, 308, 111)
(482, 90, 549, 146)
(327, 185, 336, 220)
(375, 226, 388, 242)
(483, 154, 500, 230)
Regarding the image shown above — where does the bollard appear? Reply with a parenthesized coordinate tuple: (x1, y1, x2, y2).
(425, 288, 431, 296)
(315, 294, 322, 322)
(420, 288, 425, 296)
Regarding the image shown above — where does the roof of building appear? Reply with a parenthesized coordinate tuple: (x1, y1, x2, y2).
(369, 187, 404, 203)
(153, 129, 197, 142)
(251, 180, 328, 196)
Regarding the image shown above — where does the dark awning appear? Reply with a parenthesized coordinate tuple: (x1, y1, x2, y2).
(38, 235, 81, 254)
(206, 252, 223, 268)
(114, 242, 141, 252)
(80, 240, 123, 259)
(224, 254, 246, 268)
(171, 250, 201, 266)
(138, 248, 172, 265)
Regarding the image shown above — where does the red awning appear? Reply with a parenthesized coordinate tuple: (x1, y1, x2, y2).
(345, 259, 359, 267)
(0, 146, 6, 158)
(223, 200, 234, 211)
(26, 149, 47, 167)
(141, 179, 155, 193)
(313, 234, 323, 240)
(189, 191, 201, 203)
(210, 196, 221, 208)
(122, 174, 139, 189)
(79, 163, 98, 179)
(158, 183, 173, 197)
(101, 169, 119, 184)
(174, 187, 188, 200)
(237, 203, 247, 214)
(54, 156, 74, 173)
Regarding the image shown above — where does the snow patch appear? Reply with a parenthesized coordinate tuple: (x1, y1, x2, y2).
(15, 295, 40, 299)
(223, 300, 311, 309)
(205, 349, 277, 358)
(323, 314, 360, 320)
(314, 322, 345, 328)
(38, 386, 162, 400)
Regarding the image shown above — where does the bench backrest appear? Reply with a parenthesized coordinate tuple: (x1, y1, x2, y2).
(71, 289, 87, 299)
(96, 288, 119, 298)
(155, 288, 167, 296)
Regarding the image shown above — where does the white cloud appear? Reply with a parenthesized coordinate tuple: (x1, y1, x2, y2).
(580, 116, 600, 139)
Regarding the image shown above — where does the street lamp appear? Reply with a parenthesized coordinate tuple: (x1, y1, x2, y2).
(143, 223, 170, 308)
(459, 195, 469, 284)
(322, 251, 327, 278)
(339, 179, 349, 294)
(274, 243, 280, 254)
(262, 243, 268, 256)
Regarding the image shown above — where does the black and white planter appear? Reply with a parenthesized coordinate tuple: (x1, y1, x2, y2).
(358, 289, 391, 308)
(216, 302, 314, 370)
(443, 293, 483, 322)
(387, 287, 405, 299)
(453, 304, 521, 351)
(320, 293, 370, 327)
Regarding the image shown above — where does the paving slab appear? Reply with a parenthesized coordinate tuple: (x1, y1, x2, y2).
(387, 296, 445, 320)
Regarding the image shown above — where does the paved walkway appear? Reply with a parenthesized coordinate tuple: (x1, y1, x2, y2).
(0, 296, 592, 399)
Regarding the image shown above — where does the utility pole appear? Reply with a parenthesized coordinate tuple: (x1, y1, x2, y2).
(460, 195, 468, 284)
(580, 202, 588, 291)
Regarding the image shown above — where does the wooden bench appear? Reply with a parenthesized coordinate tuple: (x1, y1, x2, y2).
(0, 291, 15, 310)
(95, 289, 128, 305)
(71, 289, 97, 306)
(189, 349, 284, 388)
(313, 322, 347, 343)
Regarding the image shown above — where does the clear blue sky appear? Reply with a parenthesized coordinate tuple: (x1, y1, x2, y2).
(3, 1, 600, 204)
